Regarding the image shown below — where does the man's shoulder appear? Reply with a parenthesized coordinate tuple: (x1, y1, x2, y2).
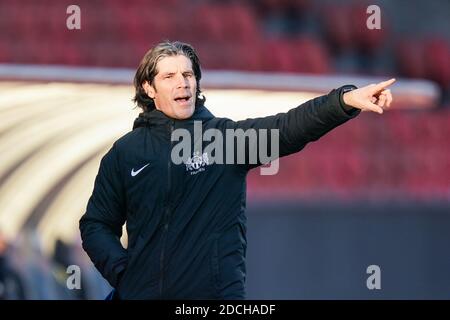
(206, 116, 235, 129)
(112, 127, 146, 153)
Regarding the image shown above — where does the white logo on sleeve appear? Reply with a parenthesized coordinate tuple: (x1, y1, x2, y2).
(131, 163, 150, 177)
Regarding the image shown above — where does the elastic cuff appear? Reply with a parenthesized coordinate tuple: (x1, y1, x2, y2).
(339, 85, 360, 116)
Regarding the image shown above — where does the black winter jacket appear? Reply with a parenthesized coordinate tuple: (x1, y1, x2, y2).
(79, 86, 360, 299)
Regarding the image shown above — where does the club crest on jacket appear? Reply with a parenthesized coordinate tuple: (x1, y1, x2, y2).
(184, 151, 210, 174)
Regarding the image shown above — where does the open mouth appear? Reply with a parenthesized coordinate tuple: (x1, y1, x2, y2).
(174, 95, 191, 103)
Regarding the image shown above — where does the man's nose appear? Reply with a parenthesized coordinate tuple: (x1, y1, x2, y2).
(175, 74, 189, 88)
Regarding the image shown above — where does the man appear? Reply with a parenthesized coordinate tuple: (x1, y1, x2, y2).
(79, 41, 394, 300)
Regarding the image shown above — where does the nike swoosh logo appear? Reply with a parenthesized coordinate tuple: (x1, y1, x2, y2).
(131, 163, 150, 177)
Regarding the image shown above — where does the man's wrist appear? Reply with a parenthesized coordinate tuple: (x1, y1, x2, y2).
(339, 85, 358, 114)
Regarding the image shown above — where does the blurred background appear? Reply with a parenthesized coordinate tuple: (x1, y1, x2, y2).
(0, 0, 449, 299)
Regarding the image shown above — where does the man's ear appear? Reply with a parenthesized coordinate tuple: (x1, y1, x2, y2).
(142, 81, 155, 99)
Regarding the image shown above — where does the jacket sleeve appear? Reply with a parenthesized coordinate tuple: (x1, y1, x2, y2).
(79, 143, 128, 288)
(226, 86, 361, 170)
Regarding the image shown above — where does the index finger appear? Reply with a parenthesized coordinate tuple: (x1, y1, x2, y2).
(373, 78, 396, 92)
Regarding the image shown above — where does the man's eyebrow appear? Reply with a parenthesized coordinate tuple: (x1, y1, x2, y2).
(159, 70, 194, 77)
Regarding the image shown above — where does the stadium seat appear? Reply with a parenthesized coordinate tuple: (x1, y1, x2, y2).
(395, 40, 427, 79)
(261, 39, 297, 72)
(320, 4, 354, 54)
(424, 38, 450, 88)
(291, 36, 332, 74)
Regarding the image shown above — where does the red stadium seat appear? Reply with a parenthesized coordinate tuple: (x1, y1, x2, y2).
(291, 36, 332, 74)
(424, 38, 450, 87)
(395, 40, 427, 79)
(191, 3, 261, 46)
(261, 39, 297, 72)
(320, 4, 355, 54)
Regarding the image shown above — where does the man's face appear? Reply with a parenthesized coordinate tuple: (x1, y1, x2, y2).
(144, 54, 197, 120)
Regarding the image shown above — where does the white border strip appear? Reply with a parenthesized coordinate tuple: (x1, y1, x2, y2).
(0, 63, 440, 99)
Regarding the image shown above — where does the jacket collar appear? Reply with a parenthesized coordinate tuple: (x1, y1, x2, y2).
(132, 105, 215, 130)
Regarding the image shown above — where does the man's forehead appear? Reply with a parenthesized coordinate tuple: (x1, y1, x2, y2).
(156, 54, 193, 74)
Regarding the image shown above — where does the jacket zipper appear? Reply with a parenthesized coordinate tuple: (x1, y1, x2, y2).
(159, 120, 175, 298)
